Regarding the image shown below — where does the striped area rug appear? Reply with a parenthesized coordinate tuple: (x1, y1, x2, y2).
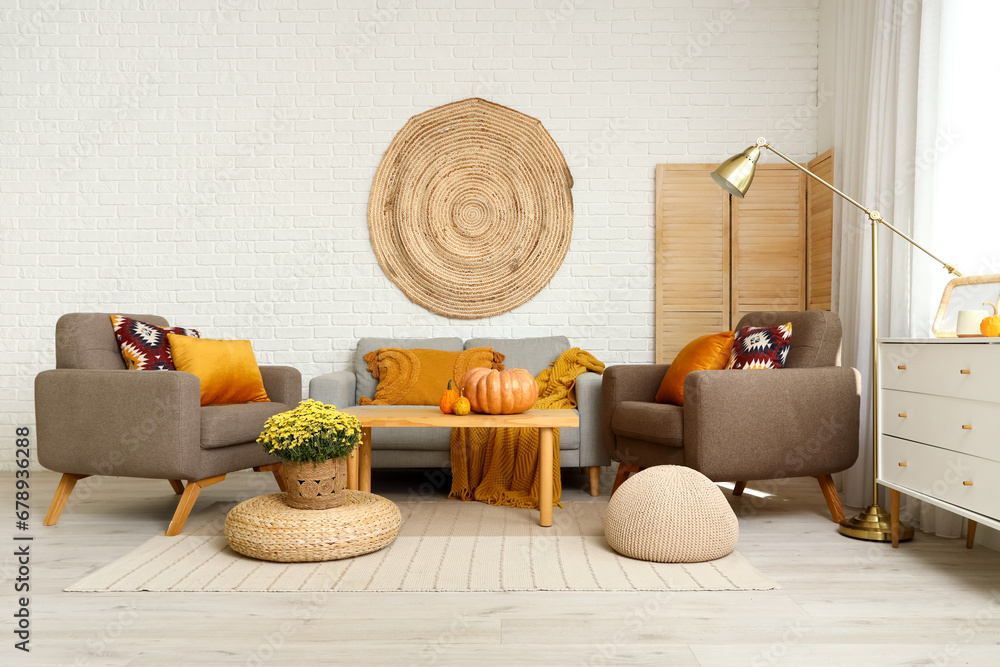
(67, 500, 778, 593)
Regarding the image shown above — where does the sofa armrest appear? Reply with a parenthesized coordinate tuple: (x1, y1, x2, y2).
(259, 365, 302, 406)
(683, 367, 861, 481)
(34, 369, 202, 478)
(601, 364, 669, 461)
(309, 370, 357, 409)
(576, 371, 609, 467)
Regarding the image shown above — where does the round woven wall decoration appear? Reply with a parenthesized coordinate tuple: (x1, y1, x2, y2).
(368, 98, 574, 319)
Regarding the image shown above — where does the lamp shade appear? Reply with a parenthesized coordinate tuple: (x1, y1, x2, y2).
(711, 145, 761, 198)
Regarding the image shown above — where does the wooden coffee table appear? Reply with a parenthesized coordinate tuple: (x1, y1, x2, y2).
(339, 407, 579, 527)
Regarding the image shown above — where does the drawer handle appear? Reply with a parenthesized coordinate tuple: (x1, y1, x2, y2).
(963, 481, 974, 486)
(962, 424, 973, 430)
(898, 413, 907, 418)
(898, 462, 908, 467)
(960, 369, 972, 375)
(897, 365, 907, 370)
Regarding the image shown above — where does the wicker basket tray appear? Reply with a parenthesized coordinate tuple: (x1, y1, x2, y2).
(224, 491, 401, 563)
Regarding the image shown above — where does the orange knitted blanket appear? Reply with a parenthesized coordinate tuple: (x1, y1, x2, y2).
(448, 348, 605, 509)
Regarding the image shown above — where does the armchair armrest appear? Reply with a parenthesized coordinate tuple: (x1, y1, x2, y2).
(683, 367, 861, 481)
(601, 364, 669, 461)
(259, 365, 302, 406)
(35, 369, 202, 479)
(575, 371, 609, 467)
(309, 370, 357, 409)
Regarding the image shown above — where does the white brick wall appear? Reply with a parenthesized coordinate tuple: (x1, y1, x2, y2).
(0, 0, 819, 468)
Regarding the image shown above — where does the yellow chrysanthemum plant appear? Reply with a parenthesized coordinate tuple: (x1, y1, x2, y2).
(258, 399, 363, 465)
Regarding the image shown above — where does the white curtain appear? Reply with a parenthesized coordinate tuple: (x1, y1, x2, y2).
(831, 0, 966, 537)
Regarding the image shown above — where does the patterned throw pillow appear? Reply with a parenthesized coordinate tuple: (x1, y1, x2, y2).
(726, 322, 792, 370)
(110, 315, 200, 371)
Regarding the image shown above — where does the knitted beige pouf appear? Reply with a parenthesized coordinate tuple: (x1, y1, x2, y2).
(604, 465, 739, 563)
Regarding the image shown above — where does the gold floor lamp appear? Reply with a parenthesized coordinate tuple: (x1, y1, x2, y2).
(711, 137, 962, 542)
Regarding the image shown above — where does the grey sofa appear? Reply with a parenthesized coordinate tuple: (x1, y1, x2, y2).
(35, 313, 301, 536)
(309, 335, 608, 495)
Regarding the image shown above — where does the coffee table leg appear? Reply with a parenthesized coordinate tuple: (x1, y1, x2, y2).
(539, 427, 554, 527)
(360, 426, 372, 493)
(347, 447, 359, 491)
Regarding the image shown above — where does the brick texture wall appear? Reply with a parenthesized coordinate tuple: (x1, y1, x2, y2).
(0, 0, 819, 467)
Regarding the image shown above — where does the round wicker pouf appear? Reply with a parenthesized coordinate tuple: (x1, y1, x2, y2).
(225, 491, 401, 563)
(604, 466, 739, 563)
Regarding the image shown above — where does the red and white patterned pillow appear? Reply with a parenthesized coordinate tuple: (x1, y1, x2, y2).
(726, 322, 792, 370)
(110, 315, 200, 371)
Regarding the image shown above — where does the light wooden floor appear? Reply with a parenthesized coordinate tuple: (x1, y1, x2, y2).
(7, 467, 1000, 666)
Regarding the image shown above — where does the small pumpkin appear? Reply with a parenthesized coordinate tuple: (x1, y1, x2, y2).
(459, 367, 539, 415)
(452, 390, 471, 416)
(982, 301, 1000, 337)
(439, 380, 459, 414)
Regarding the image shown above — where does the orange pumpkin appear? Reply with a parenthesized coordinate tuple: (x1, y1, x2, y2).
(982, 301, 1000, 337)
(439, 380, 459, 414)
(459, 367, 539, 415)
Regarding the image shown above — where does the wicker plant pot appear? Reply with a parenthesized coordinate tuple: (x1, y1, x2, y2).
(280, 458, 347, 510)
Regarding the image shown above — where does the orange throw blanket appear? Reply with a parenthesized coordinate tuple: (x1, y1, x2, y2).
(448, 348, 605, 508)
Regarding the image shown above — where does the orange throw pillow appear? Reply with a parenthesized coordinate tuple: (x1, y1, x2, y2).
(167, 334, 270, 406)
(655, 331, 735, 406)
(359, 347, 504, 406)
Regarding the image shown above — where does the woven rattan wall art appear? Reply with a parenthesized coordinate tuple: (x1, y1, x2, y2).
(368, 98, 574, 319)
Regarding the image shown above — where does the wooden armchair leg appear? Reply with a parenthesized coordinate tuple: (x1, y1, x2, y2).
(611, 464, 641, 496)
(168, 479, 185, 495)
(166, 474, 226, 536)
(253, 463, 286, 492)
(43, 473, 90, 526)
(733, 481, 747, 497)
(588, 466, 600, 497)
(815, 474, 846, 523)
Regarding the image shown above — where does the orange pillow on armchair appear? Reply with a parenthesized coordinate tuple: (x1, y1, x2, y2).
(167, 334, 270, 406)
(655, 331, 735, 406)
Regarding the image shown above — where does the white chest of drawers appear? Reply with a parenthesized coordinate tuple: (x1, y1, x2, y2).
(878, 338, 1000, 547)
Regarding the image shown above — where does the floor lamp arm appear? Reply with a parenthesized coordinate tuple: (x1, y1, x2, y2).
(760, 141, 962, 277)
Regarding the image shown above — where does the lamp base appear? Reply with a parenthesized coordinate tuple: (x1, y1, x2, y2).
(838, 503, 914, 542)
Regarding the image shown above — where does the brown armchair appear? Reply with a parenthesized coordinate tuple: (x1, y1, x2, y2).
(35, 313, 301, 535)
(602, 310, 860, 522)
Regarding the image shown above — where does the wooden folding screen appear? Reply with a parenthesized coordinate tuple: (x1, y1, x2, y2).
(654, 165, 730, 365)
(730, 164, 807, 325)
(654, 150, 833, 363)
(806, 149, 834, 311)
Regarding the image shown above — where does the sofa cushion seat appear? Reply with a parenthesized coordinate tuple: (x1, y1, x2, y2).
(201, 402, 292, 450)
(611, 401, 684, 448)
(358, 405, 581, 451)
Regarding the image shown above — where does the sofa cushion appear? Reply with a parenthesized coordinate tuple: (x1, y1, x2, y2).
(360, 347, 503, 406)
(464, 336, 570, 377)
(726, 323, 792, 370)
(734, 310, 841, 368)
(169, 335, 270, 406)
(201, 402, 291, 450)
(111, 315, 200, 371)
(655, 331, 734, 406)
(611, 401, 684, 448)
(355, 337, 463, 405)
